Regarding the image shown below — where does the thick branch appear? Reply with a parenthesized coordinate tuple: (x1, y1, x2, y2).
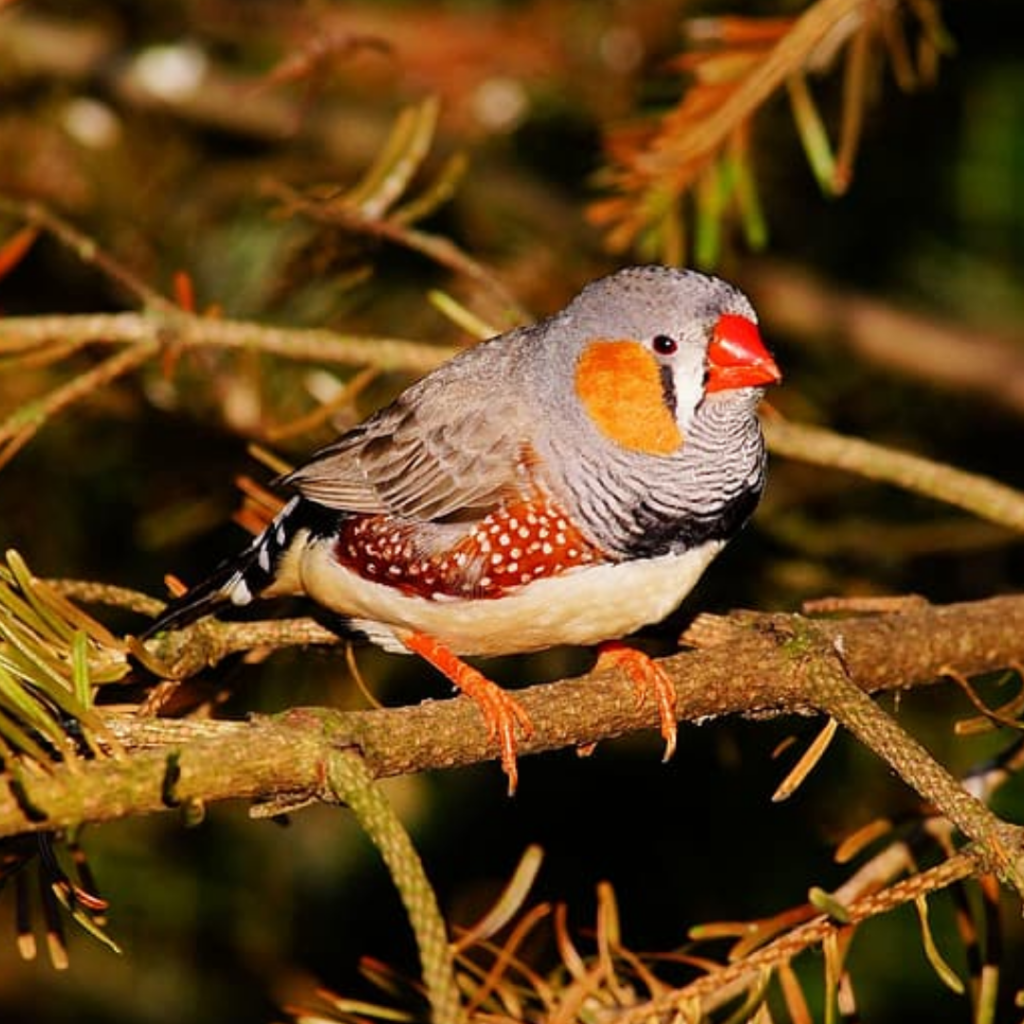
(2, 595, 1024, 840)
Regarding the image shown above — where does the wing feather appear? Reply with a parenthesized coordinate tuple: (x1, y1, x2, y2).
(281, 372, 531, 521)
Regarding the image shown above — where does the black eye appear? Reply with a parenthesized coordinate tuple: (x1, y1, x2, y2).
(651, 334, 678, 356)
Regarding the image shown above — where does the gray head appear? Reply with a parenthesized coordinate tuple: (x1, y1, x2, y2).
(507, 265, 779, 557)
(522, 265, 776, 452)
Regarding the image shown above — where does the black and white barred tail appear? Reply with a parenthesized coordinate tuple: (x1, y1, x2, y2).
(143, 496, 325, 637)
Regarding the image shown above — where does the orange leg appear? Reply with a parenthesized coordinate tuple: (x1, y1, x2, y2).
(596, 641, 678, 762)
(402, 632, 534, 794)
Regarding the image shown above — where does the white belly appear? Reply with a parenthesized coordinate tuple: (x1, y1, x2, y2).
(296, 536, 724, 655)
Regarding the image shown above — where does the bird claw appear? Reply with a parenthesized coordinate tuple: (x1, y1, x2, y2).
(597, 642, 678, 762)
(470, 679, 534, 795)
(401, 631, 533, 794)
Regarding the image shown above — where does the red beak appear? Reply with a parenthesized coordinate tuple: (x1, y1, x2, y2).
(706, 313, 781, 393)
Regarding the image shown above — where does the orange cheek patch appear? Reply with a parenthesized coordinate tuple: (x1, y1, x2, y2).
(574, 340, 683, 455)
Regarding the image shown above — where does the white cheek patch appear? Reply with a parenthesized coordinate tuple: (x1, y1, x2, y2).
(669, 358, 708, 434)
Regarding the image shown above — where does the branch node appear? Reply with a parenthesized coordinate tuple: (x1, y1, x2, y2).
(160, 751, 183, 808)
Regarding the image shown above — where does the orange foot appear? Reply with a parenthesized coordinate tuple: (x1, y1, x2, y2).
(596, 641, 678, 762)
(402, 632, 534, 795)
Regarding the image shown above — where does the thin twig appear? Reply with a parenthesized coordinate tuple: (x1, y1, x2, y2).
(263, 178, 527, 321)
(326, 751, 464, 1024)
(0, 336, 161, 471)
(43, 580, 166, 619)
(0, 310, 458, 469)
(763, 417, 1024, 534)
(0, 311, 458, 372)
(618, 849, 978, 1024)
(642, 0, 864, 176)
(784, 617, 1024, 891)
(0, 198, 174, 312)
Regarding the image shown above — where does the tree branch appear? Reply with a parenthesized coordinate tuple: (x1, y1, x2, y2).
(763, 416, 1024, 532)
(0, 311, 457, 375)
(0, 309, 457, 468)
(3, 595, 1024, 855)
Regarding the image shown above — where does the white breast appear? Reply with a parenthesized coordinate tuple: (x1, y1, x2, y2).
(296, 536, 724, 656)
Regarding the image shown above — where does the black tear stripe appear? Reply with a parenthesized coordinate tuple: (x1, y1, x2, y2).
(658, 363, 677, 419)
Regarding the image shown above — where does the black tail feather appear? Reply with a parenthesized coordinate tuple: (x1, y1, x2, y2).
(141, 496, 334, 639)
(140, 553, 260, 639)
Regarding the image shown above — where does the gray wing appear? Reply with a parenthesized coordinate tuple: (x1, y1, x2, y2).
(281, 354, 533, 522)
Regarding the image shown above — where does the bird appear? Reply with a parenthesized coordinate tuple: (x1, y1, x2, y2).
(144, 265, 781, 792)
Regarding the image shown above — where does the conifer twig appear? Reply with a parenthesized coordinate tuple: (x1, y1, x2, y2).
(763, 417, 1024, 533)
(325, 750, 463, 1024)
